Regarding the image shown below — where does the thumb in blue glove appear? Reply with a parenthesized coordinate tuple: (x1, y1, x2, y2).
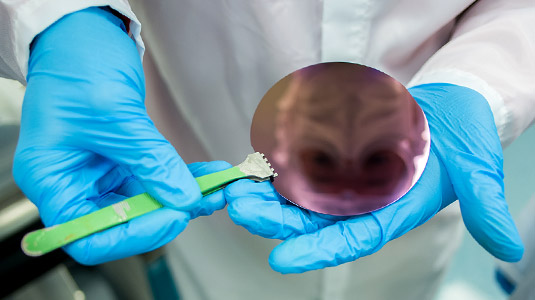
(226, 83, 523, 273)
(13, 7, 229, 265)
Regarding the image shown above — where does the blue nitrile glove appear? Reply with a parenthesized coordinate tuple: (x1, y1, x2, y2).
(226, 83, 524, 273)
(13, 7, 229, 265)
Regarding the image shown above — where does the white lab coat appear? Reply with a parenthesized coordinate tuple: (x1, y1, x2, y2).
(1, 0, 535, 299)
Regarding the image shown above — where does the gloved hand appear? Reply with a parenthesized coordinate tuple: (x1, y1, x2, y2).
(226, 83, 524, 273)
(13, 7, 229, 265)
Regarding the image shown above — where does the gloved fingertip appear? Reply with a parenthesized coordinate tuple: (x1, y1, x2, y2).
(120, 143, 202, 210)
(492, 238, 524, 263)
(226, 192, 253, 217)
(505, 245, 524, 263)
(224, 179, 256, 199)
(202, 160, 233, 170)
(225, 180, 278, 203)
(269, 262, 299, 275)
(226, 192, 276, 224)
(154, 160, 233, 211)
(268, 246, 299, 274)
(226, 199, 257, 230)
(210, 192, 228, 212)
(190, 191, 227, 218)
(268, 241, 316, 274)
(147, 178, 203, 211)
(208, 201, 227, 216)
(463, 211, 525, 262)
(228, 199, 296, 239)
(187, 160, 233, 177)
(460, 190, 524, 263)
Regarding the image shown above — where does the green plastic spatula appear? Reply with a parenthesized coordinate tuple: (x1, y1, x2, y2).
(22, 153, 276, 257)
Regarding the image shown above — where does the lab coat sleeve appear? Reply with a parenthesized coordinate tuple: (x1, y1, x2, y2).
(408, 0, 535, 147)
(0, 0, 145, 84)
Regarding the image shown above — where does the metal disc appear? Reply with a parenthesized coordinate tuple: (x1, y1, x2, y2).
(250, 62, 430, 216)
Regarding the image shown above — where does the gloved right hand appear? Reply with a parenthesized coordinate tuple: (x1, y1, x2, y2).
(13, 7, 227, 265)
(226, 83, 524, 273)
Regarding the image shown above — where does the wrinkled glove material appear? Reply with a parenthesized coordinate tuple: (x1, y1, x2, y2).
(14, 7, 229, 265)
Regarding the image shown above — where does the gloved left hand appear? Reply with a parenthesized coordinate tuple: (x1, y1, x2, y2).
(226, 83, 524, 273)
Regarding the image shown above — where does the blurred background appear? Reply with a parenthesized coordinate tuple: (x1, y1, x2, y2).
(1, 77, 533, 300)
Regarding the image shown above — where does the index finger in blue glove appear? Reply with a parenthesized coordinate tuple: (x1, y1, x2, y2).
(86, 119, 203, 212)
